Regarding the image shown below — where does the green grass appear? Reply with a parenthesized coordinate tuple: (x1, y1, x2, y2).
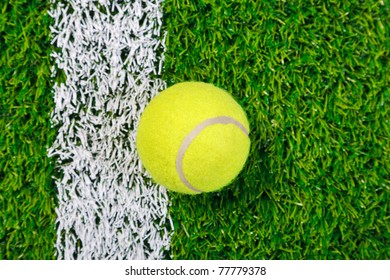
(0, 0, 56, 259)
(0, 0, 388, 260)
(163, 0, 389, 259)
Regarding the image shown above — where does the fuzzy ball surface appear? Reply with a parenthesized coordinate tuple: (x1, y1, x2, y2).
(136, 82, 250, 194)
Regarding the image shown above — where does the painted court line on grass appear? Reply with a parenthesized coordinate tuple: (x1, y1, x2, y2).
(48, 0, 171, 259)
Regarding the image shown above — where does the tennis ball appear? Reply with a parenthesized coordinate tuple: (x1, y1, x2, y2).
(136, 82, 250, 194)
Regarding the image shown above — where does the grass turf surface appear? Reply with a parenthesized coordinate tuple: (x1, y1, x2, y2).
(163, 0, 389, 259)
(0, 0, 389, 259)
(0, 0, 56, 259)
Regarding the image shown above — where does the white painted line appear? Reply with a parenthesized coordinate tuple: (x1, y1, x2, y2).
(48, 0, 171, 259)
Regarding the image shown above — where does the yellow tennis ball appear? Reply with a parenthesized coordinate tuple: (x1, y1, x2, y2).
(136, 82, 250, 194)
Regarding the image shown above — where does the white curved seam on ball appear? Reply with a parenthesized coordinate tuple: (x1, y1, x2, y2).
(176, 116, 249, 193)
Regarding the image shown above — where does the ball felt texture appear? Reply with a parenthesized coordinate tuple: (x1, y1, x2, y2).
(136, 82, 250, 194)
